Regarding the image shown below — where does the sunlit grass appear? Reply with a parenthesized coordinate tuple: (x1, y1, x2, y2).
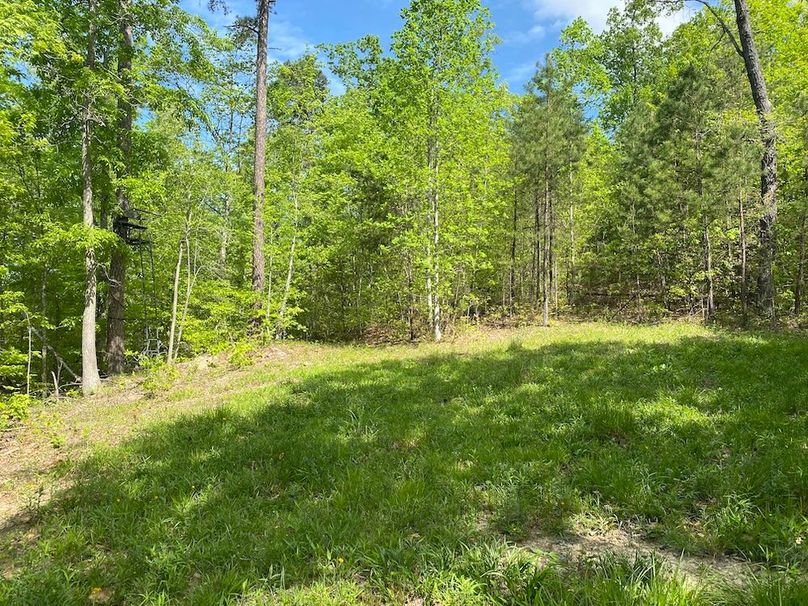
(1, 322, 806, 604)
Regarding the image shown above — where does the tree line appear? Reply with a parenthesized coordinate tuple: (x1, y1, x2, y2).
(1, 0, 806, 403)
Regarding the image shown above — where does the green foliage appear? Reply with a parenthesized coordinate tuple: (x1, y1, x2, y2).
(536, 0, 808, 322)
(0, 292, 33, 391)
(0, 393, 32, 429)
(3, 0, 807, 395)
(141, 359, 179, 397)
(227, 340, 257, 369)
(181, 281, 257, 355)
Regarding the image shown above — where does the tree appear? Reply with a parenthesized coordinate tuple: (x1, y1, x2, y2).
(3, 0, 808, 399)
(599, 0, 664, 131)
(512, 58, 587, 324)
(656, 0, 779, 322)
(106, 0, 134, 374)
(265, 55, 328, 338)
(733, 0, 777, 322)
(390, 0, 504, 340)
(80, 0, 101, 395)
(251, 0, 275, 323)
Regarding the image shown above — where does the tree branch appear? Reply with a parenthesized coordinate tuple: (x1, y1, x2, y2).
(28, 325, 79, 381)
(687, 0, 744, 58)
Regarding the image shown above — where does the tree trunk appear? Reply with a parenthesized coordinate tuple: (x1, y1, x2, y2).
(568, 190, 576, 308)
(550, 189, 557, 314)
(426, 272, 434, 334)
(26, 315, 32, 396)
(106, 0, 134, 374)
(431, 215, 442, 341)
(276, 188, 299, 340)
(795, 205, 807, 316)
(532, 189, 540, 309)
(542, 175, 550, 328)
(175, 228, 197, 361)
(656, 250, 668, 310)
(219, 194, 230, 275)
(40, 269, 48, 392)
(428, 113, 442, 341)
(167, 240, 184, 364)
(509, 188, 518, 316)
(81, 0, 101, 396)
(265, 224, 275, 322)
(739, 186, 749, 324)
(703, 216, 715, 321)
(553, 258, 559, 312)
(406, 253, 416, 341)
(251, 0, 270, 318)
(275, 235, 296, 339)
(733, 0, 777, 323)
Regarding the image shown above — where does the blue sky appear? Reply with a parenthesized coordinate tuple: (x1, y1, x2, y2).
(179, 0, 693, 92)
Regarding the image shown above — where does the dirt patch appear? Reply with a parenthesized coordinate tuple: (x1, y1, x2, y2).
(520, 524, 756, 586)
(0, 416, 72, 532)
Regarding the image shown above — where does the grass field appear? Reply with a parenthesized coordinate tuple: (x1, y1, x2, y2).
(1, 323, 807, 604)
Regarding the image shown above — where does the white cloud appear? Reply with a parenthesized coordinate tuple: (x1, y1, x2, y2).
(522, 0, 694, 36)
(657, 7, 693, 36)
(525, 0, 618, 33)
(269, 19, 314, 61)
(503, 60, 539, 88)
(180, 0, 314, 61)
(505, 23, 547, 45)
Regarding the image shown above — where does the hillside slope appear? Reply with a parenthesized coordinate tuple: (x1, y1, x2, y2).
(2, 323, 807, 604)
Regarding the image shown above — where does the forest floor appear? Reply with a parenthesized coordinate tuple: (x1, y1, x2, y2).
(1, 322, 807, 605)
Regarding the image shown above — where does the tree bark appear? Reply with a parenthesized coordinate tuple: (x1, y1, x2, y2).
(550, 188, 557, 315)
(175, 229, 197, 361)
(167, 240, 184, 364)
(106, 0, 134, 374)
(219, 194, 230, 275)
(427, 110, 442, 341)
(532, 189, 540, 309)
(26, 314, 32, 396)
(251, 0, 270, 319)
(406, 252, 416, 341)
(795, 205, 807, 316)
(430, 181, 442, 342)
(542, 175, 550, 327)
(40, 269, 48, 391)
(568, 173, 576, 308)
(739, 186, 749, 325)
(733, 0, 777, 323)
(276, 190, 299, 339)
(703, 216, 715, 321)
(508, 188, 518, 316)
(81, 0, 101, 396)
(266, 217, 278, 319)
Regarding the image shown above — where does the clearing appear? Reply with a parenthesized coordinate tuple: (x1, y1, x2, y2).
(1, 323, 806, 605)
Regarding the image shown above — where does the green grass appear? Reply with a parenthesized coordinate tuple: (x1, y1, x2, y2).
(1, 323, 807, 604)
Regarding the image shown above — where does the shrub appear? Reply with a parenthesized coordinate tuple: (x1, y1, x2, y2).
(141, 361, 180, 397)
(0, 393, 33, 429)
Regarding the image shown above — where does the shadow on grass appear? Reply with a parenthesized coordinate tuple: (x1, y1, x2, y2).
(2, 332, 807, 603)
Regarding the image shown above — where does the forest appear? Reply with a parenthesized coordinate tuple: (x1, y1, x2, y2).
(1, 0, 807, 604)
(1, 0, 805, 402)
(0, 0, 808, 394)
